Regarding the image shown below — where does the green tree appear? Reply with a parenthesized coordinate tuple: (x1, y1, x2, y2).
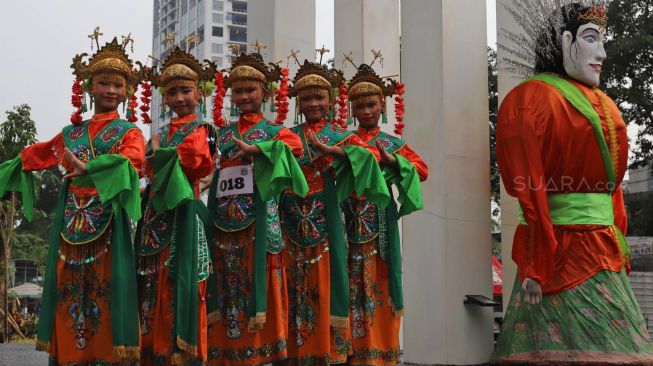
(1, 105, 38, 270)
(603, 0, 653, 168)
(488, 47, 499, 214)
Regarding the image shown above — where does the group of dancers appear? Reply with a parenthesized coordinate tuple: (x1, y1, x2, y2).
(0, 31, 427, 366)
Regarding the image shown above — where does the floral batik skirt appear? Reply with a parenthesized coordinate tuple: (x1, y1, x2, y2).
(492, 269, 653, 365)
(48, 239, 137, 366)
(347, 240, 402, 366)
(284, 238, 352, 366)
(207, 225, 289, 366)
(138, 245, 209, 365)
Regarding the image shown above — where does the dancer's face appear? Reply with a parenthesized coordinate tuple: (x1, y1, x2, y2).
(299, 92, 329, 123)
(352, 95, 382, 129)
(165, 84, 199, 117)
(232, 82, 263, 114)
(92, 74, 126, 113)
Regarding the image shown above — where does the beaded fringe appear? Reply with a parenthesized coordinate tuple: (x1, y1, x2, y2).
(59, 231, 111, 265)
(330, 315, 349, 329)
(113, 345, 140, 361)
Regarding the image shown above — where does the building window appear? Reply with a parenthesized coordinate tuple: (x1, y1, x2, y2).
(181, 0, 188, 15)
(213, 0, 223, 11)
(232, 0, 247, 13)
(212, 13, 223, 24)
(190, 0, 196, 7)
(229, 27, 247, 43)
(212, 26, 223, 37)
(212, 43, 223, 54)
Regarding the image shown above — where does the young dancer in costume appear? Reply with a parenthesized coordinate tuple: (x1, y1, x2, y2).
(280, 56, 390, 366)
(0, 34, 145, 364)
(136, 45, 217, 365)
(343, 59, 428, 366)
(492, 2, 653, 364)
(205, 45, 308, 366)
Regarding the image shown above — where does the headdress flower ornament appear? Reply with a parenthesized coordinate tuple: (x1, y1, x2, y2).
(69, 29, 146, 125)
(498, 0, 608, 78)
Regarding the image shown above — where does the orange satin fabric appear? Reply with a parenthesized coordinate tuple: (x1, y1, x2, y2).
(356, 127, 429, 181)
(167, 114, 215, 197)
(497, 78, 628, 295)
(139, 247, 208, 365)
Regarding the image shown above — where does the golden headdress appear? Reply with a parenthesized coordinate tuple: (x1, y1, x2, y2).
(69, 31, 146, 124)
(149, 46, 216, 94)
(71, 36, 144, 89)
(347, 64, 396, 101)
(343, 51, 406, 135)
(289, 60, 343, 99)
(226, 47, 281, 87)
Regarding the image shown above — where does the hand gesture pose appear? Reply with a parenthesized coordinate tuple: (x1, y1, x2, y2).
(63, 148, 87, 180)
(375, 140, 398, 168)
(150, 133, 162, 154)
(306, 130, 344, 164)
(232, 135, 260, 161)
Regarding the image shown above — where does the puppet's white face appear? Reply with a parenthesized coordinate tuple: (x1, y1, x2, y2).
(562, 23, 607, 87)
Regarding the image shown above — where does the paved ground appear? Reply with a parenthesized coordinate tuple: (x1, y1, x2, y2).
(0, 343, 48, 366)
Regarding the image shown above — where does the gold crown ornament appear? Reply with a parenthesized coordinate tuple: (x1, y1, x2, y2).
(578, 5, 608, 29)
(226, 52, 281, 87)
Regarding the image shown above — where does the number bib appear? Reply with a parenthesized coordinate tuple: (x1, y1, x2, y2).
(217, 165, 253, 198)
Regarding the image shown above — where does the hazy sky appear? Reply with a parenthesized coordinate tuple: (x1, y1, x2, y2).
(0, 0, 496, 142)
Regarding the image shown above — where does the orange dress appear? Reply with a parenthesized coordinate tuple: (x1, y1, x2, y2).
(138, 114, 215, 365)
(207, 113, 303, 366)
(21, 111, 144, 365)
(496, 78, 627, 294)
(281, 119, 379, 366)
(346, 127, 428, 366)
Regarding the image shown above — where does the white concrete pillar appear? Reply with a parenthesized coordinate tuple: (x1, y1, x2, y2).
(333, 0, 400, 136)
(247, 0, 316, 125)
(400, 1, 493, 364)
(496, 0, 522, 313)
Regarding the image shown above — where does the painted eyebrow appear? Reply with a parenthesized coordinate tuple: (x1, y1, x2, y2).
(581, 28, 601, 36)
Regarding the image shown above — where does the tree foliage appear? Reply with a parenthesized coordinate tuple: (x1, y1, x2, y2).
(603, 0, 653, 168)
(488, 47, 500, 213)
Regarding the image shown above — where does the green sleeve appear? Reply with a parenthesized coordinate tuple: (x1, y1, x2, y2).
(253, 140, 309, 201)
(0, 155, 36, 221)
(384, 153, 423, 217)
(73, 154, 142, 221)
(150, 146, 195, 213)
(332, 145, 390, 208)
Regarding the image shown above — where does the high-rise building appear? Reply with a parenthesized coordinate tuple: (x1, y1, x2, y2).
(150, 0, 248, 134)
